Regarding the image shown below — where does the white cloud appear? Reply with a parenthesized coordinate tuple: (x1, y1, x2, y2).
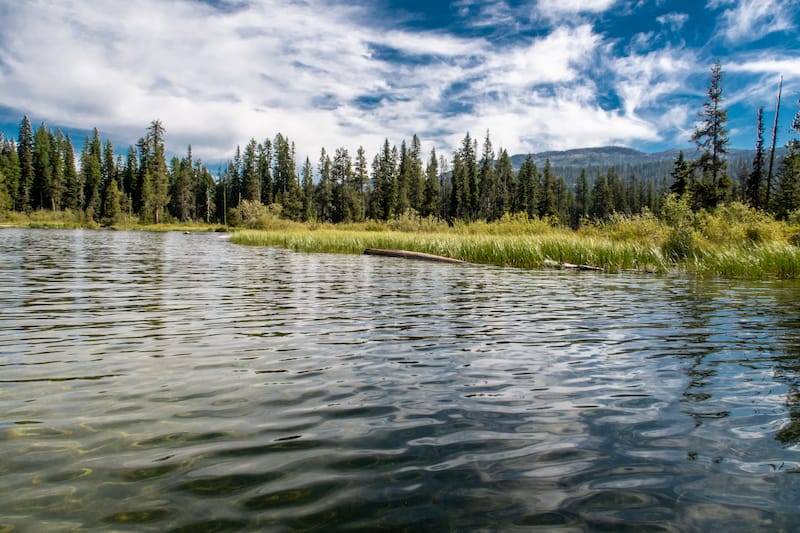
(713, 0, 796, 43)
(727, 58, 800, 77)
(0, 0, 707, 164)
(483, 25, 600, 89)
(656, 12, 689, 32)
(536, 0, 617, 17)
(612, 47, 696, 117)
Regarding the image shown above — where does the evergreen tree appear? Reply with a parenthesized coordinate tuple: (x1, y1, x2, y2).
(409, 135, 425, 213)
(354, 146, 369, 221)
(301, 157, 315, 221)
(396, 140, 411, 214)
(49, 130, 66, 211)
(669, 150, 692, 197)
(62, 135, 81, 212)
(371, 139, 397, 220)
(195, 163, 216, 223)
(102, 177, 122, 225)
(272, 134, 302, 219)
(316, 147, 333, 221)
(0, 136, 20, 213)
(746, 107, 766, 208)
(691, 60, 731, 209)
(477, 130, 498, 220)
(241, 139, 260, 202)
(607, 167, 627, 213)
(145, 120, 170, 223)
(258, 139, 273, 206)
(422, 148, 441, 217)
(774, 103, 800, 218)
(17, 116, 34, 211)
(538, 159, 558, 218)
(517, 155, 539, 218)
(332, 147, 355, 222)
(81, 132, 103, 219)
(573, 168, 590, 227)
(494, 148, 515, 218)
(590, 172, 613, 220)
(122, 146, 138, 213)
(101, 139, 117, 213)
(31, 123, 52, 210)
(171, 146, 195, 221)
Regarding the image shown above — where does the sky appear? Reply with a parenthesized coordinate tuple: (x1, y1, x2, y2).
(0, 0, 799, 167)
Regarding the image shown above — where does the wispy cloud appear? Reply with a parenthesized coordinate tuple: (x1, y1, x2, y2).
(656, 12, 689, 32)
(712, 0, 796, 43)
(536, 0, 617, 17)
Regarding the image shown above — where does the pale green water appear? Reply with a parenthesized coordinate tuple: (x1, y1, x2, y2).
(1, 228, 799, 531)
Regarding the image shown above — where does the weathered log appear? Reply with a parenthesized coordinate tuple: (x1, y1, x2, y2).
(543, 258, 603, 271)
(364, 248, 467, 264)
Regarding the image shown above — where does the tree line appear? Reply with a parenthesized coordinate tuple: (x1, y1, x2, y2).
(1, 62, 799, 227)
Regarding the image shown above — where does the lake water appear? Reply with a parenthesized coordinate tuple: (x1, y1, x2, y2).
(2, 228, 800, 531)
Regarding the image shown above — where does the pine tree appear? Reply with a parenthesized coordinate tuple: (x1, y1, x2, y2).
(137, 120, 170, 223)
(354, 146, 369, 221)
(31, 123, 52, 210)
(171, 146, 195, 221)
(316, 147, 333, 221)
(396, 140, 411, 215)
(0, 136, 20, 213)
(477, 130, 498, 220)
(62, 135, 81, 212)
(81, 132, 102, 219)
(573, 168, 590, 226)
(669, 150, 692, 197)
(517, 155, 539, 218)
(590, 172, 613, 220)
(774, 102, 800, 218)
(538, 159, 558, 218)
(422, 148, 440, 217)
(258, 139, 273, 206)
(241, 139, 260, 202)
(17, 116, 34, 211)
(49, 130, 66, 211)
(301, 157, 315, 221)
(691, 60, 731, 209)
(409, 135, 425, 213)
(494, 148, 514, 219)
(746, 107, 766, 208)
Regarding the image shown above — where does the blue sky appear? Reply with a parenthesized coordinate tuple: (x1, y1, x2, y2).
(0, 0, 798, 165)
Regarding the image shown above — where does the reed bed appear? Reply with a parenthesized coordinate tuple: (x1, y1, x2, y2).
(230, 229, 672, 274)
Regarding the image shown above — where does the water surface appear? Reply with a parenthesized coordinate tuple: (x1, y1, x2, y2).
(2, 228, 800, 531)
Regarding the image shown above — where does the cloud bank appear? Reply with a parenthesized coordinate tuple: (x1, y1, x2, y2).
(0, 0, 798, 164)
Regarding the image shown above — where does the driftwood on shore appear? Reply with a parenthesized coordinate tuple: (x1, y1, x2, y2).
(543, 258, 603, 271)
(364, 248, 467, 264)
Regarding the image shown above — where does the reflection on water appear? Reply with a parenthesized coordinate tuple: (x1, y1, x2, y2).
(1, 228, 800, 531)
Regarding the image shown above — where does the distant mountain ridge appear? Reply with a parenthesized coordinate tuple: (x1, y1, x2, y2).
(507, 145, 785, 185)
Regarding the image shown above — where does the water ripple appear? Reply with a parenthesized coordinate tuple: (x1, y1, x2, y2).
(1, 228, 800, 530)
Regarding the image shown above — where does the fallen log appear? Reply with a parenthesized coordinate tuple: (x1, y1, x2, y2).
(364, 248, 467, 264)
(543, 258, 603, 271)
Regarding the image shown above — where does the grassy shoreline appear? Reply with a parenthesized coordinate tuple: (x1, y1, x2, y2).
(4, 205, 800, 279)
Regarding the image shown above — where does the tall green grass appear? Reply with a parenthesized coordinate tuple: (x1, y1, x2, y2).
(230, 229, 671, 273)
(230, 202, 800, 278)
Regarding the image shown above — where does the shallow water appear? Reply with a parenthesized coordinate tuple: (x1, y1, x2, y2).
(1, 228, 800, 531)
